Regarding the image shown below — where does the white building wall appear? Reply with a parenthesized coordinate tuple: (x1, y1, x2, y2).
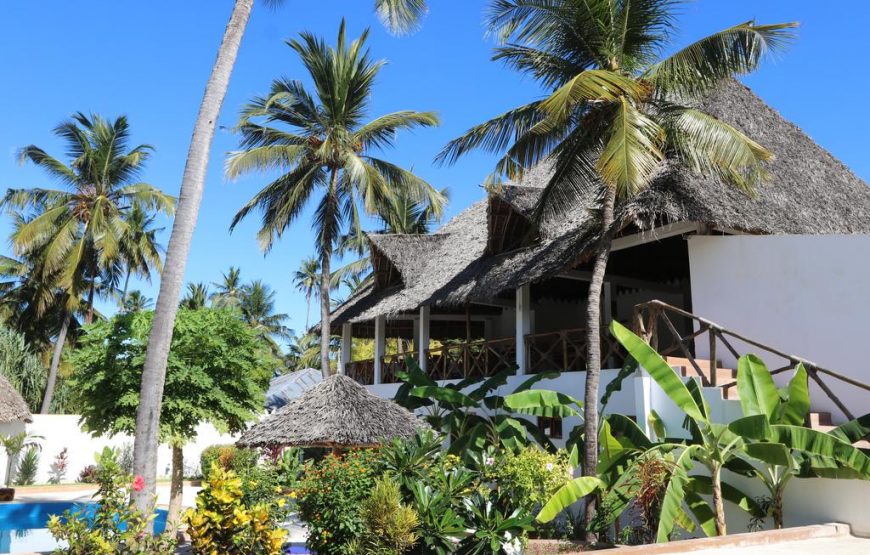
(687, 234, 870, 423)
(0, 416, 236, 485)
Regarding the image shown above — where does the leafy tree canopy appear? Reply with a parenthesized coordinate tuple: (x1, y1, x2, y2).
(70, 308, 275, 444)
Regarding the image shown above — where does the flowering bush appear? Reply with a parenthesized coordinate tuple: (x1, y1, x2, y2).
(492, 447, 571, 516)
(199, 444, 259, 479)
(183, 464, 287, 555)
(296, 449, 384, 555)
(48, 447, 176, 555)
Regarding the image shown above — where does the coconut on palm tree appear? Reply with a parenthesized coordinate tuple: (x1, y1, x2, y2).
(228, 21, 444, 378)
(132, 0, 431, 517)
(210, 266, 245, 308)
(1, 113, 174, 413)
(439, 0, 796, 537)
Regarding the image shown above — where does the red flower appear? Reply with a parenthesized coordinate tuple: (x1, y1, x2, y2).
(132, 475, 145, 492)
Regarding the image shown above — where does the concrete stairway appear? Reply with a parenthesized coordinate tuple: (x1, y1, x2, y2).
(663, 356, 869, 447)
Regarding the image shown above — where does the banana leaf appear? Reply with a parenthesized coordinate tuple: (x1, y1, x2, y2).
(536, 476, 605, 523)
(736, 354, 780, 420)
(780, 364, 810, 426)
(503, 389, 582, 417)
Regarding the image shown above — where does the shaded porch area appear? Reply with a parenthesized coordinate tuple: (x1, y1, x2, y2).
(343, 235, 694, 384)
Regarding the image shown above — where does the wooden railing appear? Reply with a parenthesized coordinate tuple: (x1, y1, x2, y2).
(633, 300, 870, 420)
(525, 328, 627, 374)
(427, 337, 517, 381)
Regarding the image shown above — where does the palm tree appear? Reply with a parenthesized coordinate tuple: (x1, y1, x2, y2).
(118, 205, 165, 305)
(179, 282, 210, 310)
(240, 279, 291, 354)
(123, 291, 154, 313)
(133, 0, 431, 517)
(228, 21, 444, 378)
(292, 258, 320, 330)
(1, 113, 173, 413)
(210, 266, 244, 308)
(439, 0, 795, 537)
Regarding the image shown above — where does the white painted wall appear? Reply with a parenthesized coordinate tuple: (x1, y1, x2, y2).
(688, 235, 870, 423)
(0, 416, 236, 485)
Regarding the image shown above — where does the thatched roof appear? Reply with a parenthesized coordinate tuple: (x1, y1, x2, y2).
(237, 374, 428, 448)
(331, 80, 870, 327)
(0, 373, 32, 423)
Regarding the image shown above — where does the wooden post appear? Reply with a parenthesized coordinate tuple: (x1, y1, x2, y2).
(708, 326, 717, 387)
(374, 315, 385, 385)
(418, 306, 430, 374)
(516, 284, 531, 375)
(340, 323, 352, 375)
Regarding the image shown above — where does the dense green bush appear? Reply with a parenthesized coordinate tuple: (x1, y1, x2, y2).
(296, 449, 385, 555)
(199, 444, 259, 479)
(350, 477, 419, 555)
(492, 446, 571, 516)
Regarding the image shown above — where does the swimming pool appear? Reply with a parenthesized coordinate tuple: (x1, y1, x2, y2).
(0, 501, 167, 553)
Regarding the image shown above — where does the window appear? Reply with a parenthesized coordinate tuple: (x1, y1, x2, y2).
(537, 416, 563, 439)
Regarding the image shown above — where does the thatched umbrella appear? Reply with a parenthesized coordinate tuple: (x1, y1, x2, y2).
(238, 374, 427, 449)
(0, 374, 32, 424)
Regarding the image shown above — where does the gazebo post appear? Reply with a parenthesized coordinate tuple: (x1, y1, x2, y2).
(374, 315, 385, 384)
(340, 323, 352, 375)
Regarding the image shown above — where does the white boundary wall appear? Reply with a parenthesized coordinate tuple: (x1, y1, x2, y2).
(687, 234, 870, 423)
(0, 416, 236, 485)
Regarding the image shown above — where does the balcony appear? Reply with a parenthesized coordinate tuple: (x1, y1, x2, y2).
(345, 328, 628, 385)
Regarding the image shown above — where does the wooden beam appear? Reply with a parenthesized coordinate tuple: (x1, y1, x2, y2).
(610, 222, 702, 252)
(559, 270, 682, 294)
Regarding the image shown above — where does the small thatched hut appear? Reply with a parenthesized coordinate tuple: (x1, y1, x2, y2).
(0, 374, 32, 424)
(238, 374, 427, 448)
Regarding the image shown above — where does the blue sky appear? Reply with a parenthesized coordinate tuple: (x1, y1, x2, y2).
(1, 1, 867, 337)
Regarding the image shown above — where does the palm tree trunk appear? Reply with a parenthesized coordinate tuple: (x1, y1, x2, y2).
(131, 0, 254, 519)
(712, 463, 727, 535)
(166, 444, 184, 531)
(582, 185, 617, 542)
(40, 310, 71, 414)
(122, 270, 132, 303)
(305, 294, 311, 330)
(85, 282, 95, 325)
(319, 170, 340, 378)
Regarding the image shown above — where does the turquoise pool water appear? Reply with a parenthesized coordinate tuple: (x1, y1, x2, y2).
(0, 502, 167, 553)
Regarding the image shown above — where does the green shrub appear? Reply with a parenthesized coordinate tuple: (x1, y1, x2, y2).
(184, 464, 287, 555)
(199, 444, 259, 479)
(77, 465, 98, 484)
(15, 447, 39, 485)
(492, 446, 571, 516)
(296, 449, 384, 555)
(351, 477, 419, 555)
(48, 447, 176, 554)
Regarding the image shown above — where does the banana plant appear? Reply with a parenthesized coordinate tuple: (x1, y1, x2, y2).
(612, 320, 870, 540)
(393, 358, 557, 459)
(729, 354, 870, 529)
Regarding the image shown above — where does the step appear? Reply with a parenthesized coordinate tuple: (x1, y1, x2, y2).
(666, 356, 736, 384)
(809, 411, 833, 428)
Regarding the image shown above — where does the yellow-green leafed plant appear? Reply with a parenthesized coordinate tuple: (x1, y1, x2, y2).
(183, 465, 287, 555)
(351, 477, 420, 555)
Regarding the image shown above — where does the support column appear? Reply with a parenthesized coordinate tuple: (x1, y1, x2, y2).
(516, 284, 531, 375)
(374, 315, 385, 385)
(418, 306, 430, 373)
(340, 323, 352, 375)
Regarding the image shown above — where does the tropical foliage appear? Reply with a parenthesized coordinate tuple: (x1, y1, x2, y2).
(228, 21, 445, 377)
(439, 0, 796, 533)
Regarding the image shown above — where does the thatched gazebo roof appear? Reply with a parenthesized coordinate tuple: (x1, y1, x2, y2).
(328, 79, 870, 328)
(0, 374, 32, 423)
(237, 374, 428, 448)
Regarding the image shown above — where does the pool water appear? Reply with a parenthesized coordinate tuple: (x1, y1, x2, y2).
(0, 502, 167, 553)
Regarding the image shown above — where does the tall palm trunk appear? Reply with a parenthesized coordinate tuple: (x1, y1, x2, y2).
(582, 185, 617, 542)
(711, 463, 727, 535)
(166, 444, 184, 531)
(40, 310, 71, 414)
(319, 169, 340, 378)
(131, 0, 254, 517)
(305, 294, 311, 330)
(85, 283, 95, 324)
(122, 269, 132, 303)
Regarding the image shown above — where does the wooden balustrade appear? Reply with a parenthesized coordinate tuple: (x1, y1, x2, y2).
(524, 328, 627, 374)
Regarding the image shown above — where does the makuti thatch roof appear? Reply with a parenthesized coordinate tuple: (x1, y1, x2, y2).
(330, 79, 870, 328)
(237, 374, 428, 448)
(0, 373, 32, 423)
